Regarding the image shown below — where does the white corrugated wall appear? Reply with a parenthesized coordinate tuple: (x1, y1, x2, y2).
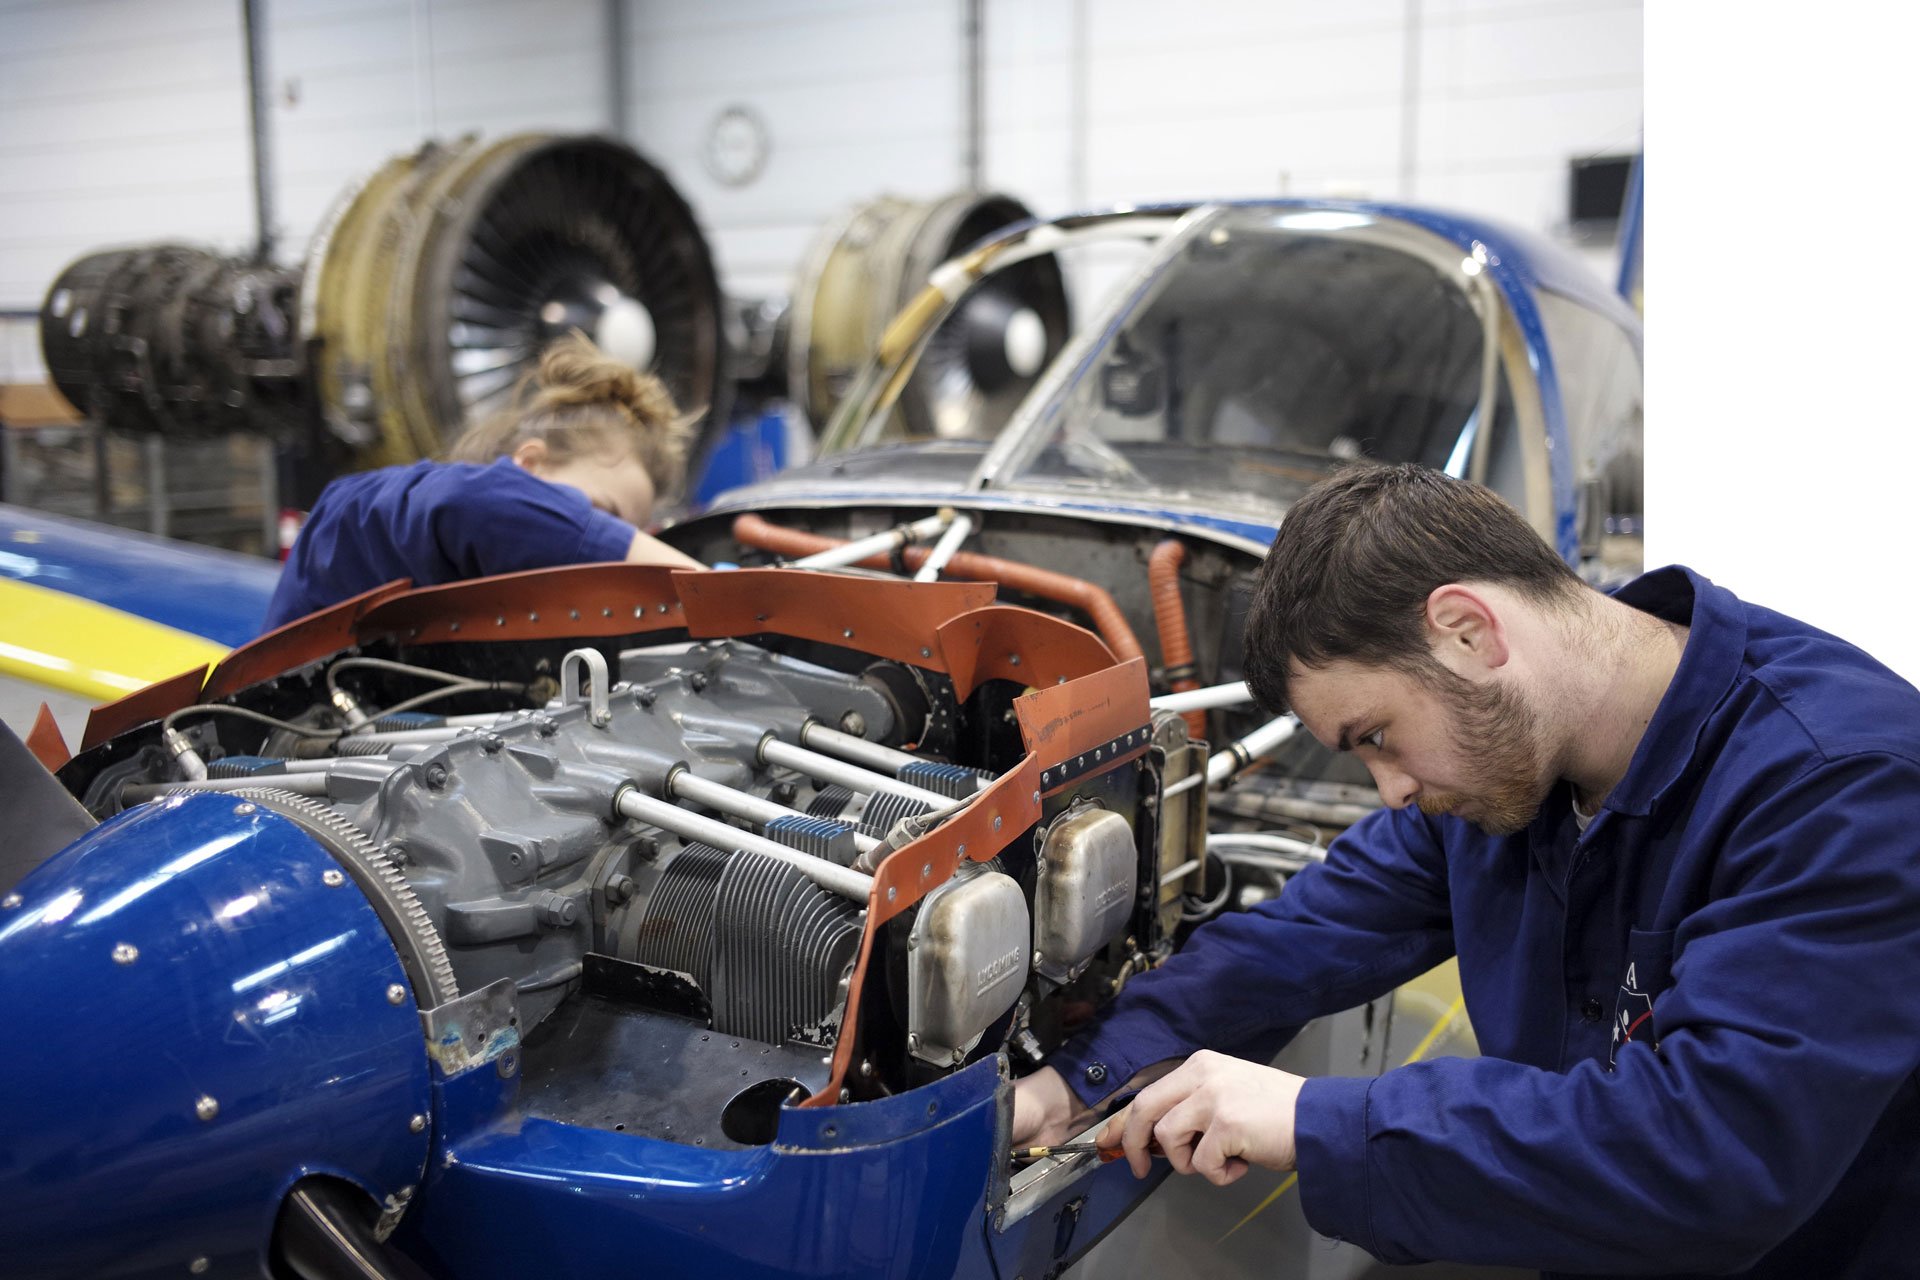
(0, 0, 1642, 382)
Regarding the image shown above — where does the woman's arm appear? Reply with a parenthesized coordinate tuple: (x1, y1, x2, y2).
(624, 529, 706, 570)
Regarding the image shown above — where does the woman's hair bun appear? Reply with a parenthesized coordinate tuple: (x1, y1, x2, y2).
(530, 331, 680, 431)
(443, 330, 694, 497)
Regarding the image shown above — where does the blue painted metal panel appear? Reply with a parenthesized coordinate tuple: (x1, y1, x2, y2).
(399, 1060, 1000, 1278)
(0, 504, 279, 645)
(0, 794, 431, 1279)
(1617, 154, 1645, 302)
(389, 1055, 1164, 1279)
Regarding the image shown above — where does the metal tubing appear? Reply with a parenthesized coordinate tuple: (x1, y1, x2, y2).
(614, 788, 873, 901)
(1159, 858, 1201, 887)
(733, 512, 1144, 664)
(124, 774, 332, 802)
(242, 0, 276, 262)
(790, 512, 952, 570)
(760, 739, 949, 809)
(341, 726, 468, 746)
(1149, 681, 1252, 714)
(605, 0, 629, 137)
(250, 758, 391, 775)
(800, 722, 919, 775)
(914, 512, 974, 582)
(1207, 715, 1299, 786)
(670, 769, 880, 855)
(963, 0, 983, 189)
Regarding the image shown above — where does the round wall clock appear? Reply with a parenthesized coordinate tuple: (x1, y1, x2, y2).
(704, 105, 770, 187)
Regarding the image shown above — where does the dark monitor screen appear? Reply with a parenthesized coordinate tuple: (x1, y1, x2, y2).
(1570, 154, 1636, 226)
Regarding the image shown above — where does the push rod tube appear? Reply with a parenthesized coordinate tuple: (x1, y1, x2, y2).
(224, 757, 397, 775)
(790, 512, 953, 570)
(669, 768, 881, 855)
(340, 726, 469, 746)
(760, 738, 950, 809)
(800, 721, 957, 779)
(614, 786, 873, 901)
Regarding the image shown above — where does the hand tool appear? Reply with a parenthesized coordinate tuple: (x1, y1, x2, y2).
(1012, 1139, 1165, 1163)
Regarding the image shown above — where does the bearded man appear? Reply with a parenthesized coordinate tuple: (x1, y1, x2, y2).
(1012, 463, 1920, 1279)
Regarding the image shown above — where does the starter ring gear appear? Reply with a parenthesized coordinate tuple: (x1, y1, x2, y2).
(231, 786, 460, 1008)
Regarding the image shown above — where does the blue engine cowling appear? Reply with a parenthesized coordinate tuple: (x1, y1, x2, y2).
(0, 792, 432, 1279)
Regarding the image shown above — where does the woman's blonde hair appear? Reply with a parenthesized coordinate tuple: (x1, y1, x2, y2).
(446, 332, 696, 499)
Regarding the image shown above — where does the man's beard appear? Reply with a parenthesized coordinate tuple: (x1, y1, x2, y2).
(1415, 676, 1552, 836)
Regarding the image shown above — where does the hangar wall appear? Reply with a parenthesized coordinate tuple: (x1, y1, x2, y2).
(0, 0, 1641, 384)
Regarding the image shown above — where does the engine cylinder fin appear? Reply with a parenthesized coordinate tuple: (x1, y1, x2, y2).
(805, 784, 859, 821)
(228, 787, 459, 1007)
(708, 850, 862, 1046)
(372, 712, 444, 732)
(632, 842, 729, 987)
(206, 755, 288, 779)
(857, 790, 936, 841)
(897, 760, 987, 800)
(764, 813, 858, 866)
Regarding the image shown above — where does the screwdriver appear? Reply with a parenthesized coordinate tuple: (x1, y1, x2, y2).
(1013, 1139, 1166, 1163)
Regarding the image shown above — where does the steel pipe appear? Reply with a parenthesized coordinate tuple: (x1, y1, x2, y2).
(614, 787, 873, 901)
(733, 513, 1143, 664)
(913, 512, 975, 582)
(670, 769, 880, 855)
(1207, 715, 1299, 786)
(760, 739, 950, 809)
(1149, 681, 1253, 714)
(790, 512, 953, 570)
(124, 774, 332, 803)
(802, 722, 918, 774)
(340, 726, 469, 746)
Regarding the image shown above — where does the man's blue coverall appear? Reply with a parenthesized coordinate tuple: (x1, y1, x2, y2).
(1050, 567, 1920, 1278)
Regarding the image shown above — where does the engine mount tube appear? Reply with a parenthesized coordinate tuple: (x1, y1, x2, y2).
(1148, 681, 1253, 714)
(790, 512, 953, 570)
(731, 513, 1144, 665)
(1205, 714, 1300, 787)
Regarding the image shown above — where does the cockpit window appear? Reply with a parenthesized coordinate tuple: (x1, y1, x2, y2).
(1014, 210, 1492, 505)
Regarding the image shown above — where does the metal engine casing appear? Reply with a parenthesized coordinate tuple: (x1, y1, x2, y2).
(317, 640, 894, 1028)
(1032, 805, 1137, 982)
(906, 864, 1031, 1065)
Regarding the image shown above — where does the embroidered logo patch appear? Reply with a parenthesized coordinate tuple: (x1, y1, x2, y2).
(1608, 960, 1658, 1068)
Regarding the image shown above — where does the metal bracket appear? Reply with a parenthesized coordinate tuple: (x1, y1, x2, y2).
(420, 977, 521, 1077)
(560, 647, 612, 726)
(1036, 724, 1152, 794)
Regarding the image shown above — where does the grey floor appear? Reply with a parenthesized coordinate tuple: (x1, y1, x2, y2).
(0, 676, 94, 754)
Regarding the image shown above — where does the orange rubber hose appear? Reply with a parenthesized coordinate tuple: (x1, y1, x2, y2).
(732, 513, 1143, 666)
(1148, 539, 1207, 740)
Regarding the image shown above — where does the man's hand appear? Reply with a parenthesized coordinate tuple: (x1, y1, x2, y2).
(1097, 1050, 1306, 1186)
(1011, 1066, 1092, 1147)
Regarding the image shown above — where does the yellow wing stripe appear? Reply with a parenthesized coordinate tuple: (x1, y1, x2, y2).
(0, 577, 225, 701)
(1216, 991, 1469, 1243)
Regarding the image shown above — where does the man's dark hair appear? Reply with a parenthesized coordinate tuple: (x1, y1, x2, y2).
(1244, 463, 1585, 713)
